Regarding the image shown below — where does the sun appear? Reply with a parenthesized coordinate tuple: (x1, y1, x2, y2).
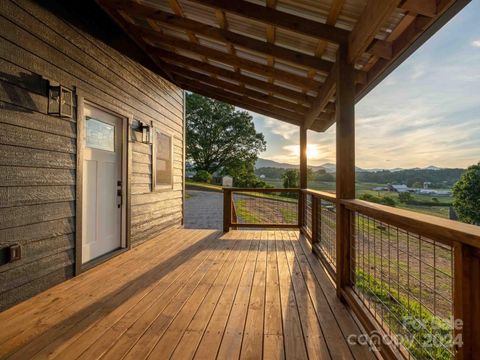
(306, 144, 319, 159)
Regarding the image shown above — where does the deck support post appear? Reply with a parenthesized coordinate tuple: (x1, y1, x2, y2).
(335, 44, 356, 298)
(223, 188, 232, 232)
(454, 243, 480, 359)
(299, 126, 308, 227)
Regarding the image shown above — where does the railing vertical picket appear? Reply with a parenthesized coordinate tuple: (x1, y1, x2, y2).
(311, 195, 319, 246)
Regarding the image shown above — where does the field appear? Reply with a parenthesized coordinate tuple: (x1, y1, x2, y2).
(264, 180, 454, 219)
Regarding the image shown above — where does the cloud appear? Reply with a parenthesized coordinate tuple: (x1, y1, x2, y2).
(263, 118, 299, 140)
(264, 143, 336, 165)
(472, 39, 480, 47)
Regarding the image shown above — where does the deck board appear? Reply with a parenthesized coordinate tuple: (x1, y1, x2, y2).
(0, 229, 374, 359)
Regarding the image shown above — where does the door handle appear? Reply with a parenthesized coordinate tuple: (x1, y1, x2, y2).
(117, 189, 122, 208)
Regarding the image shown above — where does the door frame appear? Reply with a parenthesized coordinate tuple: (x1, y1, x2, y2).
(75, 90, 132, 275)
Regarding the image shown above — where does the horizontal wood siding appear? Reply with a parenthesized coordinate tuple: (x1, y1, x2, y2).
(0, 0, 184, 310)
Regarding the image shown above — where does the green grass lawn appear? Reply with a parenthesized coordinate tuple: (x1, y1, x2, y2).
(186, 180, 223, 192)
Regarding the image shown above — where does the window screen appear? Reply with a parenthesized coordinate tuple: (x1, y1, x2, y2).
(154, 130, 173, 189)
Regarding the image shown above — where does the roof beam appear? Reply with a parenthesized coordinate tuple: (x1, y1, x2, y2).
(167, 65, 308, 113)
(142, 31, 321, 89)
(150, 48, 315, 104)
(178, 81, 303, 126)
(368, 39, 393, 59)
(348, 0, 401, 63)
(190, 0, 349, 44)
(303, 63, 337, 129)
(310, 112, 336, 132)
(114, 1, 333, 73)
(401, 0, 437, 17)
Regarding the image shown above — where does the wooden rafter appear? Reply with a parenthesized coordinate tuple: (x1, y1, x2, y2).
(96, 0, 468, 132)
(178, 81, 303, 126)
(166, 64, 309, 113)
(167, 0, 210, 65)
(266, 0, 277, 98)
(348, 0, 401, 63)
(305, 0, 344, 101)
(214, 9, 241, 76)
(151, 48, 315, 104)
(142, 32, 321, 89)
(401, 0, 437, 17)
(189, 0, 349, 44)
(303, 64, 337, 129)
(115, 2, 333, 73)
(358, 0, 466, 99)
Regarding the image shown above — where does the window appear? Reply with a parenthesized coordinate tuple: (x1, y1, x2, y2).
(153, 129, 173, 190)
(86, 117, 115, 152)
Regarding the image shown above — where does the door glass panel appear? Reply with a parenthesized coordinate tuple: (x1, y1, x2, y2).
(86, 117, 115, 152)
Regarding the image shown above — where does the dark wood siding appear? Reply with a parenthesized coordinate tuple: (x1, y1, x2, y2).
(0, 0, 184, 310)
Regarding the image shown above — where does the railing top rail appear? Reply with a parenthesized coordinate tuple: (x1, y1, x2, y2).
(223, 187, 300, 193)
(342, 199, 480, 249)
(303, 189, 337, 202)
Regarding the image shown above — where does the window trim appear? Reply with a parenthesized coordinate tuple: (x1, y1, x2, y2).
(152, 127, 174, 191)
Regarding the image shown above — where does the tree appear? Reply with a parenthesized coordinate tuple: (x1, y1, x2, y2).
(223, 160, 269, 188)
(282, 169, 299, 188)
(398, 192, 413, 203)
(453, 163, 480, 225)
(186, 93, 266, 174)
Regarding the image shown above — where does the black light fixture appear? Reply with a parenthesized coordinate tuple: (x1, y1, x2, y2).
(140, 121, 152, 144)
(48, 82, 73, 118)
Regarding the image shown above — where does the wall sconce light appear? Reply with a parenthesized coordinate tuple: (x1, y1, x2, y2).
(48, 82, 73, 118)
(140, 122, 152, 144)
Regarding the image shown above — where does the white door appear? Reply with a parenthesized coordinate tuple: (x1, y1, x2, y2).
(82, 104, 123, 263)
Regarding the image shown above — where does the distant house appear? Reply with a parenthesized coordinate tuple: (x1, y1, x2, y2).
(388, 184, 410, 193)
(372, 186, 388, 191)
(259, 174, 266, 179)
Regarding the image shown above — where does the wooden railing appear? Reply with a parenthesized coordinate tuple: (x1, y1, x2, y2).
(339, 200, 480, 360)
(223, 188, 301, 231)
(300, 189, 337, 276)
(223, 188, 480, 359)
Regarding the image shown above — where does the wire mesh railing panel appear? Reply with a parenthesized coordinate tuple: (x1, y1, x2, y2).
(351, 211, 455, 360)
(232, 190, 299, 226)
(316, 199, 336, 271)
(303, 193, 312, 235)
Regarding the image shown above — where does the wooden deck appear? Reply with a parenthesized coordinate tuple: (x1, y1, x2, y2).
(0, 229, 375, 360)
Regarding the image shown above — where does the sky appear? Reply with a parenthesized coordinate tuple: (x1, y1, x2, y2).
(250, 1, 480, 170)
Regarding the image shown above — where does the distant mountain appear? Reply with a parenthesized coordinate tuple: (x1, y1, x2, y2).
(256, 158, 453, 173)
(255, 159, 361, 173)
(255, 158, 298, 169)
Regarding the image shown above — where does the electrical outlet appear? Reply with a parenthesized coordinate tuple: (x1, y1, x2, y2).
(9, 244, 21, 262)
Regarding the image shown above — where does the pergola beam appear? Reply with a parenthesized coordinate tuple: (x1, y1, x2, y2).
(152, 48, 315, 105)
(112, 1, 333, 74)
(142, 31, 321, 89)
(348, 0, 401, 63)
(190, 0, 349, 44)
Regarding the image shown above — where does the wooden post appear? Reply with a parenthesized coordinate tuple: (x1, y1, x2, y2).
(335, 44, 356, 298)
(299, 126, 308, 227)
(454, 243, 480, 359)
(223, 188, 232, 232)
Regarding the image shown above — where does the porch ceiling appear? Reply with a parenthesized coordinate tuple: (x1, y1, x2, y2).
(97, 0, 468, 132)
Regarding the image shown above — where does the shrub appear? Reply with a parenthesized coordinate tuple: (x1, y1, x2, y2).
(193, 170, 212, 183)
(360, 193, 396, 207)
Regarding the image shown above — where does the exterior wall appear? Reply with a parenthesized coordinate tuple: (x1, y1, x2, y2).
(0, 0, 184, 310)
